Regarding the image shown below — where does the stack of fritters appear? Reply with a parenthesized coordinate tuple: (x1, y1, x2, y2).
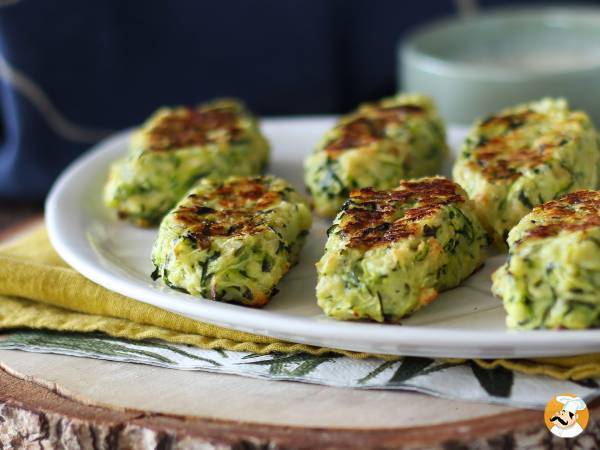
(453, 98, 600, 246)
(304, 94, 448, 217)
(104, 98, 269, 226)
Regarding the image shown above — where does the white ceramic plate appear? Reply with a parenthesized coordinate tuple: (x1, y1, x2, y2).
(46, 118, 600, 358)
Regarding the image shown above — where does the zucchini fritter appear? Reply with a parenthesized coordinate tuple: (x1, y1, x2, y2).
(151, 176, 312, 306)
(304, 94, 448, 217)
(453, 98, 600, 246)
(492, 190, 600, 330)
(104, 98, 270, 226)
(316, 176, 487, 322)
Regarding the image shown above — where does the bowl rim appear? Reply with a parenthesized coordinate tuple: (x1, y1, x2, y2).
(401, 6, 600, 80)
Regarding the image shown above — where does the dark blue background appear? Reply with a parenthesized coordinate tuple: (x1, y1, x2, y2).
(0, 0, 590, 199)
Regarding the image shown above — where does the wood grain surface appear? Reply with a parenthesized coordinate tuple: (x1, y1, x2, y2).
(0, 350, 598, 449)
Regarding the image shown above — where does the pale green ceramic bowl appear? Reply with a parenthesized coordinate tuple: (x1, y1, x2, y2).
(400, 7, 600, 125)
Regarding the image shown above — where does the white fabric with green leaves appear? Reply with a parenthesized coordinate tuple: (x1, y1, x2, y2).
(0, 330, 598, 409)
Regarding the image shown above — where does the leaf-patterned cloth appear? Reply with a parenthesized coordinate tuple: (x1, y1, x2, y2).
(0, 330, 598, 409)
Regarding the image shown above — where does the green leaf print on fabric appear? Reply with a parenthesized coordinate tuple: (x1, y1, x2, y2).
(0, 331, 175, 364)
(358, 360, 397, 384)
(240, 352, 339, 376)
(387, 357, 435, 386)
(0, 331, 219, 366)
(469, 361, 514, 398)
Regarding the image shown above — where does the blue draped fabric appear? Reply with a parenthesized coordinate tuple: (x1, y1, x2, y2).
(0, 0, 564, 199)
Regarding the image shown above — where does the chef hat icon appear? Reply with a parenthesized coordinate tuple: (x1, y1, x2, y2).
(556, 395, 586, 414)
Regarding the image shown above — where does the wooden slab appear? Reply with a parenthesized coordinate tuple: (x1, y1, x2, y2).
(0, 349, 515, 428)
(0, 350, 599, 449)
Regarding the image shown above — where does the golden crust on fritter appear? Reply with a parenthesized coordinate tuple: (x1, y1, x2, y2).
(518, 190, 600, 243)
(358, 103, 425, 122)
(466, 110, 562, 182)
(188, 176, 281, 209)
(324, 117, 385, 156)
(479, 110, 534, 129)
(339, 177, 464, 249)
(323, 103, 426, 158)
(145, 102, 244, 152)
(174, 177, 283, 248)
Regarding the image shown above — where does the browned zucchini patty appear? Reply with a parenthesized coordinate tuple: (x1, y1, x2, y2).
(492, 190, 600, 329)
(151, 176, 312, 306)
(316, 176, 488, 322)
(453, 98, 600, 246)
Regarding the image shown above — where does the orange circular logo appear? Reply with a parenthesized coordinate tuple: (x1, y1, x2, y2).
(544, 393, 589, 439)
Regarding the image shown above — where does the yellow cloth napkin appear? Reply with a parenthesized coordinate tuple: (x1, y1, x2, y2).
(0, 224, 598, 381)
